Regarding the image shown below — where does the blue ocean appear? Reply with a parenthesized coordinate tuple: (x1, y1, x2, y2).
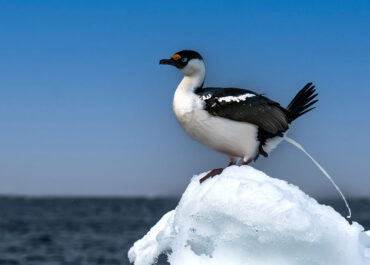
(0, 197, 369, 265)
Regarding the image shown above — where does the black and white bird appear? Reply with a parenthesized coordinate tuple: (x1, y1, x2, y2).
(159, 50, 351, 217)
(159, 50, 317, 180)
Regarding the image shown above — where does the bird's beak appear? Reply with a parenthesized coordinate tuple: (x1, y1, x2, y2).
(159, 59, 172, 65)
(159, 58, 181, 68)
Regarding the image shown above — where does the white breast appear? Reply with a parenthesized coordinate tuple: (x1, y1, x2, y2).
(173, 82, 259, 161)
(172, 83, 196, 125)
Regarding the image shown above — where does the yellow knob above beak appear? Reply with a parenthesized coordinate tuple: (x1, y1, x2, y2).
(171, 54, 181, 60)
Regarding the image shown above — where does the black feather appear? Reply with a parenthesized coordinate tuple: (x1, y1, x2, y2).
(287, 82, 318, 122)
(196, 83, 318, 161)
(197, 87, 289, 135)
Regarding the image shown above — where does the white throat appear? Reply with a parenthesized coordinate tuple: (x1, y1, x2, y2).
(178, 59, 206, 93)
(173, 59, 206, 125)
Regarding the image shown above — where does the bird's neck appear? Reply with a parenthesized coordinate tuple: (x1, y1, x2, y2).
(177, 69, 205, 94)
(173, 68, 205, 122)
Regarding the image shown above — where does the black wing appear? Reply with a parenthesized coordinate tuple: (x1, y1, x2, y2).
(196, 87, 289, 135)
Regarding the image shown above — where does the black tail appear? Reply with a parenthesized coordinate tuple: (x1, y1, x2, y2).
(287, 82, 318, 123)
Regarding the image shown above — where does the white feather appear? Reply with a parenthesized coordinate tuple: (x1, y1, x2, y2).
(218, 93, 255, 103)
(199, 94, 212, 100)
(263, 133, 286, 154)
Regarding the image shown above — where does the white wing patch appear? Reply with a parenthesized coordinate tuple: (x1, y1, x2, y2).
(199, 94, 212, 100)
(218, 93, 255, 103)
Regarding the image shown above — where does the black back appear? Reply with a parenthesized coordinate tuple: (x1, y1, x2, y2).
(196, 87, 290, 135)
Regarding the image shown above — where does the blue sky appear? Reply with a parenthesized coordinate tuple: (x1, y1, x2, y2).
(0, 0, 369, 197)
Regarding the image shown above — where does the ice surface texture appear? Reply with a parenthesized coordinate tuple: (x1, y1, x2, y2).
(128, 166, 370, 265)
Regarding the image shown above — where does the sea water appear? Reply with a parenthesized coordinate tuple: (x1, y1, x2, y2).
(0, 197, 368, 265)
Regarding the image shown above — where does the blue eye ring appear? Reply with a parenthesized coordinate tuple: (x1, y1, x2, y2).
(181, 57, 188, 63)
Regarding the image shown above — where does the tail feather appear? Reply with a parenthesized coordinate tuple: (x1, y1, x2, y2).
(287, 82, 318, 122)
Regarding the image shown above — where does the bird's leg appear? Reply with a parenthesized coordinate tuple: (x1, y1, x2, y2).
(228, 156, 239, 167)
(240, 158, 249, 166)
(199, 168, 224, 183)
(199, 158, 237, 184)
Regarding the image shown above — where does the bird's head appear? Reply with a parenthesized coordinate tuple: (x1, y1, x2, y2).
(159, 50, 204, 77)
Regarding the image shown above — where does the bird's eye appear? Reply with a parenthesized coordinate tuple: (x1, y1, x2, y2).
(181, 58, 188, 63)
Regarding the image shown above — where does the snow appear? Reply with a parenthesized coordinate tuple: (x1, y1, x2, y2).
(128, 166, 370, 265)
